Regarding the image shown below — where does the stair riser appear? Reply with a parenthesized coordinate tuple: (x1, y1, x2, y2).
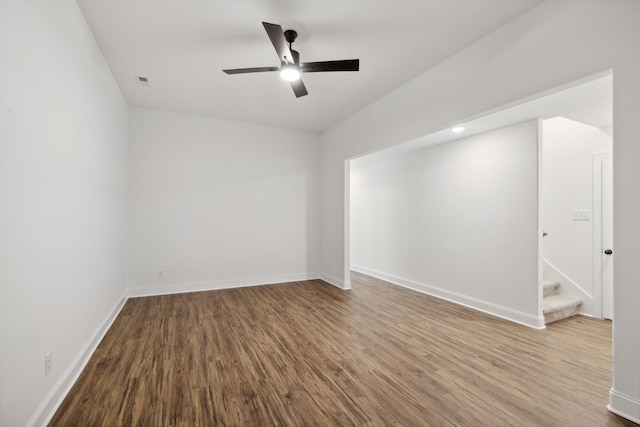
(544, 304, 582, 324)
(543, 284, 560, 297)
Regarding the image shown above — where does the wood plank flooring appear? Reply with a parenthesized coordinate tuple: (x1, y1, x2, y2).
(50, 272, 637, 426)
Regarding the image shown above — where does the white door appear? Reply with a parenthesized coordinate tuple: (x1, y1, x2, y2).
(602, 157, 613, 320)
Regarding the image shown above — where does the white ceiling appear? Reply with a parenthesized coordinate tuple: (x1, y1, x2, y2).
(352, 73, 613, 168)
(77, 0, 541, 132)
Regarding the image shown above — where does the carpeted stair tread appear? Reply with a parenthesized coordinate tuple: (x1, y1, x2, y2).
(543, 294, 582, 313)
(543, 294, 583, 324)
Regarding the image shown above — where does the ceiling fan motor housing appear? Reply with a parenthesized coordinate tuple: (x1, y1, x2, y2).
(284, 29, 298, 43)
(284, 30, 300, 65)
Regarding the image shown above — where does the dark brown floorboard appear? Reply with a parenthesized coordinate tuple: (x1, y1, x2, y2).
(50, 272, 637, 426)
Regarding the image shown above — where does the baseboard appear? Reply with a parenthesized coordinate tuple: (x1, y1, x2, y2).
(608, 388, 640, 424)
(319, 272, 351, 290)
(127, 272, 322, 298)
(351, 265, 545, 329)
(28, 291, 128, 427)
(29, 273, 327, 425)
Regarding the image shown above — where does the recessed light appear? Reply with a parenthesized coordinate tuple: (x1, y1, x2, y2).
(451, 126, 465, 133)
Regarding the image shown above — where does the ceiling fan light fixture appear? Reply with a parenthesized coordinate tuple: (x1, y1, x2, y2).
(280, 64, 301, 81)
(223, 22, 359, 97)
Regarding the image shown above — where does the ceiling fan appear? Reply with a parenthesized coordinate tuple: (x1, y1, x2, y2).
(223, 22, 360, 98)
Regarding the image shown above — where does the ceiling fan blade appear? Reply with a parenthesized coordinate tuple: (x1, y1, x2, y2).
(300, 59, 359, 73)
(290, 78, 308, 98)
(223, 66, 279, 75)
(262, 22, 295, 64)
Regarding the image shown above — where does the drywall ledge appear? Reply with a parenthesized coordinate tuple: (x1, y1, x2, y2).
(352, 265, 545, 329)
(28, 293, 128, 427)
(127, 273, 322, 298)
(608, 389, 640, 424)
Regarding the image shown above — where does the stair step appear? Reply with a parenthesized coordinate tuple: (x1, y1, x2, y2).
(543, 294, 583, 324)
(543, 280, 561, 297)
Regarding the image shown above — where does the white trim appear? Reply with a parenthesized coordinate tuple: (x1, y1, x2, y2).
(608, 388, 640, 424)
(344, 159, 352, 291)
(320, 272, 351, 290)
(127, 273, 322, 298)
(537, 119, 545, 319)
(28, 292, 128, 427)
(543, 259, 592, 299)
(593, 151, 612, 319)
(542, 259, 594, 317)
(352, 265, 545, 329)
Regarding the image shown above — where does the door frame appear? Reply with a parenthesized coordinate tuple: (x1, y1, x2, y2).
(592, 151, 612, 319)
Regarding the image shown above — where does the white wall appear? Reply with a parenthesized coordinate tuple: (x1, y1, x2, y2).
(2, 0, 639, 424)
(128, 108, 320, 295)
(321, 0, 640, 422)
(351, 121, 540, 326)
(542, 117, 612, 315)
(0, 1, 129, 426)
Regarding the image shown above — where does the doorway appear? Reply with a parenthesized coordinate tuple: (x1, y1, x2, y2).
(348, 71, 614, 326)
(540, 115, 613, 321)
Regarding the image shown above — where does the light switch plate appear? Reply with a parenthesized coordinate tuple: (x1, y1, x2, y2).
(572, 210, 591, 221)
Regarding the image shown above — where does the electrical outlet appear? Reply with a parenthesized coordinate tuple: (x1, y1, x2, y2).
(45, 351, 52, 376)
(157, 269, 165, 278)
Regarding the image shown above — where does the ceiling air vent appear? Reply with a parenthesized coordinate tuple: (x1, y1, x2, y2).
(136, 75, 150, 86)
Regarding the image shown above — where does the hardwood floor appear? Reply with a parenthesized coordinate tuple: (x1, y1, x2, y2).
(50, 272, 636, 426)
